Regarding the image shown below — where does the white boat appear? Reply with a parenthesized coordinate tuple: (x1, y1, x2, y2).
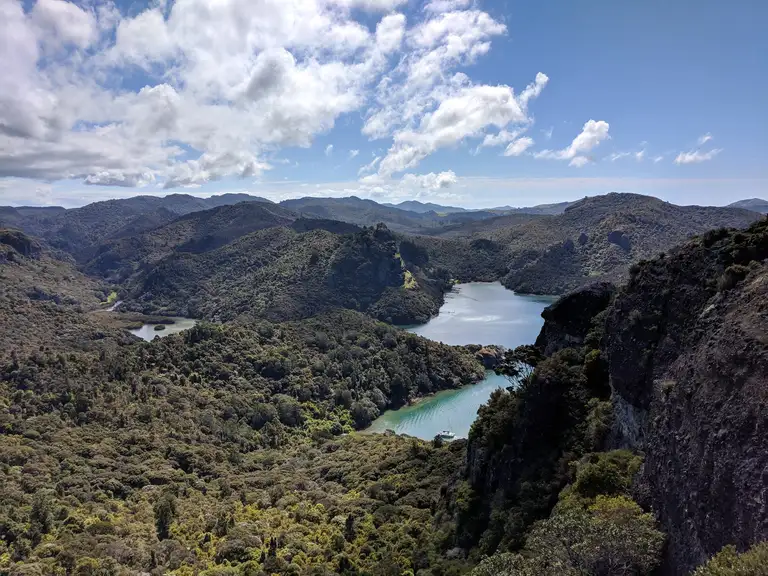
(438, 430, 455, 440)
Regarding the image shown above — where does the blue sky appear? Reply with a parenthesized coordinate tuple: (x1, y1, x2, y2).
(0, 0, 765, 208)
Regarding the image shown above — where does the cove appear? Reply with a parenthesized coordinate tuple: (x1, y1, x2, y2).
(366, 282, 556, 440)
(128, 317, 198, 341)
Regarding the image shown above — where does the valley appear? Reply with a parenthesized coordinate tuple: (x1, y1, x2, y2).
(1, 192, 767, 576)
(366, 282, 556, 440)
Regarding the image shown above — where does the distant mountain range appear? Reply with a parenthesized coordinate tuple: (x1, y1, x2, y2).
(383, 199, 578, 215)
(3, 191, 765, 307)
(728, 198, 768, 213)
(382, 200, 468, 213)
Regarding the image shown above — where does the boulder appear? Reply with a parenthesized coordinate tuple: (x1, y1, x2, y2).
(475, 346, 503, 369)
(535, 281, 616, 356)
(607, 230, 631, 251)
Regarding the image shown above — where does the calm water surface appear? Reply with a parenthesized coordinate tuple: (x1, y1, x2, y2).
(366, 282, 555, 440)
(128, 318, 198, 341)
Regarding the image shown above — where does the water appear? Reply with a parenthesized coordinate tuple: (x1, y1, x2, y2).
(128, 317, 198, 341)
(366, 282, 556, 440)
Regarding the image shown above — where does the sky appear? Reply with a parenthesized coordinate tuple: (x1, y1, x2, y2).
(0, 0, 766, 209)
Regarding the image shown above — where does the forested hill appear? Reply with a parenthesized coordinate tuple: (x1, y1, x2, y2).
(0, 229, 134, 360)
(728, 198, 768, 213)
(0, 193, 272, 263)
(278, 196, 498, 234)
(411, 193, 762, 294)
(120, 223, 449, 325)
(85, 201, 298, 281)
(3, 196, 768, 575)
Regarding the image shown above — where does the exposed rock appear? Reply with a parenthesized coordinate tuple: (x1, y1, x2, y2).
(445, 547, 465, 560)
(607, 230, 631, 251)
(535, 281, 615, 356)
(0, 229, 42, 259)
(475, 346, 504, 369)
(604, 219, 768, 574)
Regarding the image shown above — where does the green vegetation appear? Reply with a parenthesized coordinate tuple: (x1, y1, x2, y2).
(0, 229, 133, 362)
(0, 308, 484, 575)
(470, 496, 664, 576)
(117, 223, 448, 326)
(469, 450, 663, 576)
(3, 196, 767, 576)
(458, 339, 613, 554)
(415, 193, 760, 295)
(694, 542, 768, 575)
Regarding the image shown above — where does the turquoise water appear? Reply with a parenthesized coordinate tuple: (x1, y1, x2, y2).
(128, 317, 198, 341)
(366, 282, 555, 440)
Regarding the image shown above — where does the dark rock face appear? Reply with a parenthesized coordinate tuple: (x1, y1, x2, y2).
(604, 219, 768, 574)
(578, 232, 588, 245)
(607, 230, 631, 251)
(0, 229, 42, 259)
(535, 282, 615, 356)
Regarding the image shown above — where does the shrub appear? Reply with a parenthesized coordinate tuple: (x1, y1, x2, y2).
(693, 542, 768, 575)
(526, 495, 664, 575)
(717, 264, 750, 291)
(153, 494, 176, 540)
(564, 450, 643, 503)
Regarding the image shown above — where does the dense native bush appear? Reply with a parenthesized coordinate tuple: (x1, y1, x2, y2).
(0, 309, 483, 575)
(693, 542, 768, 575)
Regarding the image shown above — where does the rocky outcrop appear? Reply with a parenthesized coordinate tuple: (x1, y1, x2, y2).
(474, 346, 504, 369)
(0, 229, 42, 260)
(604, 219, 768, 574)
(535, 281, 615, 356)
(607, 230, 631, 251)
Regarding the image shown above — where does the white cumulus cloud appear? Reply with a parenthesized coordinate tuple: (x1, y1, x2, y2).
(0, 0, 547, 191)
(674, 148, 723, 165)
(534, 120, 610, 167)
(503, 137, 534, 157)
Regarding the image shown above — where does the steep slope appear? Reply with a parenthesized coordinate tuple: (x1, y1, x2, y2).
(604, 218, 768, 574)
(86, 201, 297, 280)
(122, 224, 447, 324)
(452, 217, 768, 574)
(0, 230, 133, 360)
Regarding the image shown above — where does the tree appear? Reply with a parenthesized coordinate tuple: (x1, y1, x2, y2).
(496, 345, 543, 387)
(153, 494, 176, 540)
(694, 542, 768, 575)
(522, 496, 664, 576)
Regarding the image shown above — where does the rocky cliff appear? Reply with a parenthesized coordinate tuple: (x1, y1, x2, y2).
(604, 218, 768, 574)
(535, 281, 615, 355)
(459, 218, 768, 574)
